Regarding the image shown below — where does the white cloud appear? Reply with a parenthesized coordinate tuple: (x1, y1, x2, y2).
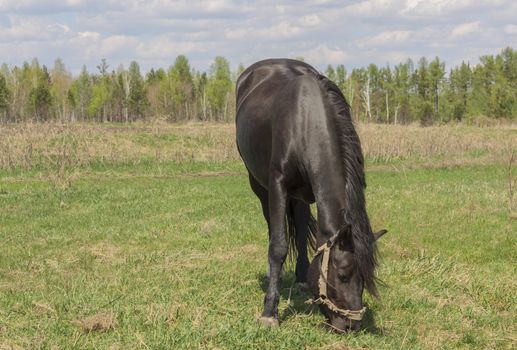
(300, 14, 321, 27)
(344, 0, 395, 16)
(0, 0, 121, 13)
(0, 15, 70, 41)
(258, 21, 303, 39)
(505, 24, 517, 35)
(303, 45, 348, 65)
(77, 31, 100, 40)
(0, 0, 515, 73)
(401, 0, 511, 17)
(360, 30, 411, 48)
(127, 0, 249, 18)
(135, 36, 214, 60)
(275, 5, 287, 14)
(100, 35, 139, 56)
(225, 28, 248, 40)
(451, 21, 481, 38)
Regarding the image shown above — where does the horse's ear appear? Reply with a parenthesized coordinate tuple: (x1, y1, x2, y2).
(373, 229, 388, 241)
(336, 224, 353, 249)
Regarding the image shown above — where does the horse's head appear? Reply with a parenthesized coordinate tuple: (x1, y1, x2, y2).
(307, 225, 387, 332)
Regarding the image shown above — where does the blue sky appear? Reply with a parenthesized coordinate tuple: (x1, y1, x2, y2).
(0, 0, 516, 75)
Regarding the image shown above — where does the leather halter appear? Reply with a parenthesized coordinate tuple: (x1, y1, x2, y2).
(305, 234, 366, 321)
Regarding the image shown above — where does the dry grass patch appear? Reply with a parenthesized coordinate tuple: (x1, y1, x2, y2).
(74, 312, 117, 333)
(1, 122, 515, 172)
(31, 301, 56, 316)
(144, 303, 186, 327)
(0, 121, 238, 171)
(0, 342, 25, 350)
(87, 242, 123, 264)
(199, 218, 220, 235)
(312, 344, 368, 350)
(358, 123, 516, 163)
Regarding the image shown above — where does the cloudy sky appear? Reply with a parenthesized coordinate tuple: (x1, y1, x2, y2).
(0, 0, 516, 74)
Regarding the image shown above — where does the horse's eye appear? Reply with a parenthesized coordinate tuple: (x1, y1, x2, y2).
(339, 274, 349, 283)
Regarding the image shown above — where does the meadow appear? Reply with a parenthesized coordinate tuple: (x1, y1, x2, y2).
(0, 122, 515, 349)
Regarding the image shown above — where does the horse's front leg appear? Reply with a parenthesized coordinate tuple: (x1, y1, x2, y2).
(259, 175, 288, 327)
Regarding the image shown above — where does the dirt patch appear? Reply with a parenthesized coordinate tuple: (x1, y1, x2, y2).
(74, 312, 117, 333)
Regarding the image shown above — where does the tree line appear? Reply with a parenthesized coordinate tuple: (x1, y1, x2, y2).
(0, 47, 515, 124)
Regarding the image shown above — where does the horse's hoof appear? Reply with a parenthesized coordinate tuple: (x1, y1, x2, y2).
(258, 316, 279, 328)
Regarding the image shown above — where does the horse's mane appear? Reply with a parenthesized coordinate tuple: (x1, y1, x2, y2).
(316, 74, 379, 297)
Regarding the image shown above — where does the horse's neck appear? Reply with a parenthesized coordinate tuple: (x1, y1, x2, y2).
(299, 110, 349, 245)
(311, 163, 348, 247)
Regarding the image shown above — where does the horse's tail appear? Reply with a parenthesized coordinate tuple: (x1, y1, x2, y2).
(286, 202, 317, 262)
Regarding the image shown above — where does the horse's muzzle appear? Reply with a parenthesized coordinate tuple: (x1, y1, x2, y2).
(324, 318, 361, 333)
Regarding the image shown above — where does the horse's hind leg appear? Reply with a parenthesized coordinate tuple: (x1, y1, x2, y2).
(259, 171, 288, 326)
(248, 173, 271, 280)
(291, 200, 311, 283)
(248, 173, 271, 235)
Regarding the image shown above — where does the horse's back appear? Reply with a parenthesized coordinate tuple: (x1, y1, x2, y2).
(236, 59, 319, 109)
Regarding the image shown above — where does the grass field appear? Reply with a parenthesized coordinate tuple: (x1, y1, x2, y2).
(0, 123, 516, 349)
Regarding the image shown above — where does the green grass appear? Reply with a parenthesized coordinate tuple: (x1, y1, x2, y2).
(1, 154, 516, 348)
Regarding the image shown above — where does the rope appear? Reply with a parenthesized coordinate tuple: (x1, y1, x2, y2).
(305, 297, 366, 321)
(305, 234, 366, 321)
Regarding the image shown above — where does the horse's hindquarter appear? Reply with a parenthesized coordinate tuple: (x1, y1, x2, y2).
(236, 60, 344, 204)
(235, 80, 276, 187)
(236, 60, 301, 187)
(236, 110, 272, 187)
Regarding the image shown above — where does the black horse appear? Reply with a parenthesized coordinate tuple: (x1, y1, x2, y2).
(235, 59, 387, 332)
